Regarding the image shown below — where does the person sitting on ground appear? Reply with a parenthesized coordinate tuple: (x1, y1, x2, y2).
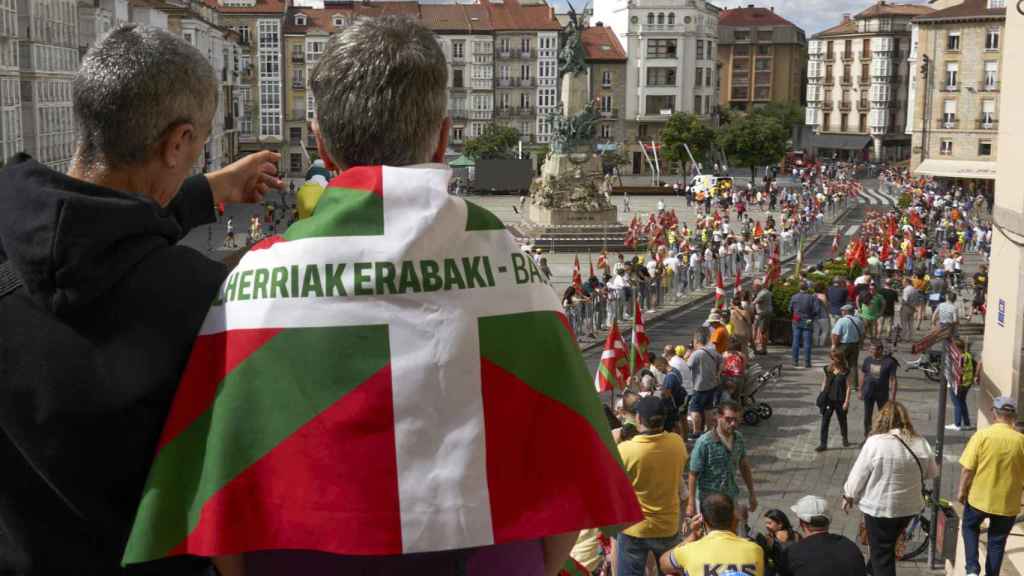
(659, 493, 765, 576)
(777, 496, 863, 576)
(756, 508, 800, 576)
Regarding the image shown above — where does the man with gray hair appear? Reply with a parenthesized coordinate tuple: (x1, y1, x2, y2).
(0, 24, 280, 575)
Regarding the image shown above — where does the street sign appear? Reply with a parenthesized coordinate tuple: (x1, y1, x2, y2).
(998, 298, 1006, 327)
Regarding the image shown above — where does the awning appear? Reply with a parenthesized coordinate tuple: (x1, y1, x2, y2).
(914, 159, 997, 181)
(809, 133, 872, 150)
(448, 154, 475, 168)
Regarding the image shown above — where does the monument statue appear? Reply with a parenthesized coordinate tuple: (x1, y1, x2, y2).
(526, 4, 618, 228)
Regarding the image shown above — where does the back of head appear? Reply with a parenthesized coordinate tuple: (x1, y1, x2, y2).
(311, 16, 448, 168)
(701, 493, 736, 531)
(73, 24, 217, 169)
(870, 400, 917, 437)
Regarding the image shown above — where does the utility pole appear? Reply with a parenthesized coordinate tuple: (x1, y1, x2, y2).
(919, 54, 930, 165)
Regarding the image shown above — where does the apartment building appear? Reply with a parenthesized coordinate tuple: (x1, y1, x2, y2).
(805, 2, 932, 162)
(717, 4, 806, 112)
(908, 0, 1004, 193)
(0, 0, 20, 164)
(486, 0, 561, 145)
(594, 0, 719, 176)
(582, 25, 626, 149)
(18, 0, 79, 173)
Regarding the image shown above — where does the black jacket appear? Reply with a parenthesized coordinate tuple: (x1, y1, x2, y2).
(0, 157, 225, 575)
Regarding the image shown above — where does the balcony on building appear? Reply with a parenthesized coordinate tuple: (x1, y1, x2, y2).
(839, 100, 851, 111)
(518, 49, 537, 59)
(497, 77, 513, 88)
(937, 117, 959, 129)
(857, 100, 870, 111)
(291, 53, 304, 64)
(859, 75, 870, 86)
(942, 83, 958, 92)
(825, 75, 834, 85)
(600, 108, 619, 119)
(497, 49, 512, 60)
(980, 80, 1000, 92)
(977, 118, 998, 130)
(292, 80, 304, 90)
(514, 77, 536, 87)
(823, 99, 833, 109)
(840, 76, 852, 86)
(841, 51, 854, 62)
(450, 108, 468, 120)
(824, 51, 835, 62)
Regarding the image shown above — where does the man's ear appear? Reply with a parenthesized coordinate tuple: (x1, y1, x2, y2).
(432, 117, 451, 164)
(310, 119, 340, 172)
(158, 122, 196, 170)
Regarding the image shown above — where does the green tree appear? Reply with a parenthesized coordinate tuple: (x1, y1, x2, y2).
(463, 124, 522, 160)
(717, 113, 789, 186)
(754, 102, 804, 133)
(660, 112, 716, 176)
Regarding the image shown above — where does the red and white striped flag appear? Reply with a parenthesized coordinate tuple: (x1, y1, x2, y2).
(629, 299, 649, 375)
(716, 269, 726, 309)
(595, 322, 628, 393)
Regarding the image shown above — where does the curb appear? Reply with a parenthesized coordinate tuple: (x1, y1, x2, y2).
(580, 201, 858, 354)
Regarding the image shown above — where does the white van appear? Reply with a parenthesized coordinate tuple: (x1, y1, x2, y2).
(688, 174, 733, 196)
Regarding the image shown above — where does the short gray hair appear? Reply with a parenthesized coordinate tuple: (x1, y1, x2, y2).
(73, 24, 217, 168)
(311, 16, 448, 167)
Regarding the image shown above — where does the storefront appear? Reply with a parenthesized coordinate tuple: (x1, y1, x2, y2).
(807, 133, 872, 163)
(913, 158, 996, 199)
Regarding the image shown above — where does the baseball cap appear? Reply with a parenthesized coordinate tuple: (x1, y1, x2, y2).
(791, 495, 831, 523)
(994, 396, 1017, 412)
(635, 396, 664, 420)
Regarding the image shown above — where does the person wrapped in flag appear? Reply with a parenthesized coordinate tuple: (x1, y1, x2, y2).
(123, 18, 641, 575)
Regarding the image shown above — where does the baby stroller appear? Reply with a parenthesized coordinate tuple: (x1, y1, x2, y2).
(737, 363, 782, 425)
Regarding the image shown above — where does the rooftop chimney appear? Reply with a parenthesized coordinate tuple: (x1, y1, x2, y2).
(842, 13, 851, 22)
(770, 6, 774, 11)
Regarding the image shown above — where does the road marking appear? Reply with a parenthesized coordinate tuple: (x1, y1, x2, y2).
(845, 225, 860, 236)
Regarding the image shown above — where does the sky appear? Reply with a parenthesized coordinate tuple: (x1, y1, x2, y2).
(294, 0, 932, 38)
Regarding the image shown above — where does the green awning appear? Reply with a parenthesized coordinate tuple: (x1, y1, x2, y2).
(449, 154, 475, 168)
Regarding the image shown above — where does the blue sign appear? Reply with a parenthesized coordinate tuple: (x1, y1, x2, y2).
(998, 298, 1006, 327)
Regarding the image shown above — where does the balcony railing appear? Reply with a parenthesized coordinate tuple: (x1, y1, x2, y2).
(292, 81, 304, 89)
(824, 76, 834, 85)
(497, 50, 512, 59)
(515, 77, 536, 87)
(859, 76, 870, 85)
(942, 84, 958, 92)
(497, 77, 513, 88)
(842, 53, 854, 62)
(291, 54, 304, 63)
(450, 84, 466, 91)
(839, 101, 851, 111)
(600, 108, 619, 119)
(519, 49, 536, 59)
(979, 81, 1000, 92)
(936, 118, 959, 129)
(976, 118, 998, 130)
(857, 101, 870, 111)
(841, 76, 852, 86)
(450, 108, 468, 120)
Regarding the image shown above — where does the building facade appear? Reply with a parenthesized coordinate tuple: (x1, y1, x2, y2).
(805, 2, 932, 162)
(593, 0, 720, 176)
(18, 0, 79, 173)
(907, 0, 1004, 194)
(717, 5, 806, 112)
(0, 0, 20, 164)
(582, 25, 626, 150)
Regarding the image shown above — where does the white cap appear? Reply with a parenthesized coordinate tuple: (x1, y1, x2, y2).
(791, 495, 831, 523)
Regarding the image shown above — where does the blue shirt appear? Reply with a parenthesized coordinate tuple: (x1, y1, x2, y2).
(831, 315, 864, 344)
(826, 286, 848, 316)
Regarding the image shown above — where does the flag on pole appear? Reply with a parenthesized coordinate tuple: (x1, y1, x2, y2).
(595, 322, 628, 394)
(572, 255, 583, 294)
(588, 254, 595, 279)
(122, 165, 642, 564)
(715, 269, 726, 309)
(629, 299, 649, 375)
(794, 235, 805, 279)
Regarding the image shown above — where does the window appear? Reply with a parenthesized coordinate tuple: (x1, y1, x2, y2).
(982, 100, 996, 126)
(520, 64, 531, 79)
(706, 68, 712, 87)
(452, 126, 463, 142)
(647, 13, 654, 25)
(452, 41, 464, 59)
(826, 40, 834, 59)
(601, 124, 611, 139)
(333, 15, 345, 27)
(940, 140, 953, 155)
(945, 62, 958, 89)
(844, 39, 852, 58)
(696, 40, 704, 60)
(978, 140, 992, 156)
(757, 45, 770, 56)
(731, 86, 749, 100)
(290, 153, 302, 173)
(646, 67, 676, 86)
(708, 41, 713, 54)
(985, 28, 999, 50)
(695, 67, 702, 87)
(453, 69, 463, 88)
(657, 13, 664, 24)
(842, 64, 851, 83)
(236, 25, 250, 45)
(638, 124, 648, 139)
(825, 64, 833, 83)
(758, 30, 773, 42)
(822, 113, 831, 129)
(645, 94, 675, 115)
(602, 70, 612, 86)
(734, 45, 750, 57)
(601, 95, 612, 112)
(946, 32, 960, 51)
(862, 38, 871, 58)
(668, 13, 675, 25)
(989, 0, 1005, 7)
(984, 61, 998, 89)
(943, 100, 957, 126)
(646, 39, 677, 58)
(694, 94, 702, 113)
(861, 62, 869, 83)
(840, 114, 848, 131)
(858, 114, 867, 132)
(754, 86, 769, 100)
(734, 29, 750, 41)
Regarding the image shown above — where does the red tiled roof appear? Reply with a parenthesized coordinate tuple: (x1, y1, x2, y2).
(420, 3, 494, 32)
(913, 0, 1004, 21)
(581, 26, 625, 61)
(481, 0, 561, 31)
(812, 18, 857, 37)
(854, 2, 933, 19)
(718, 6, 799, 28)
(204, 0, 287, 14)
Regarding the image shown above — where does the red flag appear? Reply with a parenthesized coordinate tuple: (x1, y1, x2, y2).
(594, 322, 629, 393)
(629, 299, 649, 375)
(753, 222, 764, 239)
(597, 252, 607, 272)
(880, 240, 891, 262)
(716, 269, 726, 309)
(855, 240, 869, 268)
(572, 255, 583, 294)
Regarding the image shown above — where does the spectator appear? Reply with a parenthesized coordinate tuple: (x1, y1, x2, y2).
(756, 509, 800, 576)
(656, 355, 685, 433)
(617, 396, 689, 576)
(859, 340, 899, 438)
(831, 304, 865, 392)
(729, 297, 753, 353)
(858, 284, 885, 340)
(816, 350, 851, 452)
(958, 396, 1024, 576)
(687, 401, 758, 532)
(899, 277, 922, 341)
(932, 292, 959, 332)
(788, 281, 821, 369)
(0, 25, 281, 575)
(946, 338, 977, 431)
(721, 337, 747, 403)
(752, 281, 773, 355)
(778, 496, 863, 576)
(687, 330, 723, 437)
(813, 283, 830, 347)
(706, 311, 730, 354)
(660, 493, 765, 576)
(877, 279, 899, 341)
(842, 402, 937, 576)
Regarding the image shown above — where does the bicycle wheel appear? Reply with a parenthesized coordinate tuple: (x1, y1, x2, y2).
(924, 367, 942, 383)
(757, 402, 773, 419)
(899, 514, 931, 561)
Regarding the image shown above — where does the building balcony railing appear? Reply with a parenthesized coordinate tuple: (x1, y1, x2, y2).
(979, 81, 1000, 92)
(497, 77, 513, 88)
(824, 53, 835, 62)
(600, 108, 619, 119)
(976, 118, 998, 130)
(839, 101, 852, 111)
(857, 101, 870, 111)
(602, 81, 613, 88)
(841, 76, 852, 86)
(842, 53, 854, 62)
(450, 108, 468, 120)
(450, 84, 467, 92)
(519, 49, 537, 59)
(515, 77, 536, 87)
(495, 106, 535, 118)
(859, 76, 870, 85)
(941, 84, 958, 92)
(824, 76, 834, 85)
(291, 54, 304, 63)
(862, 51, 872, 60)
(497, 50, 513, 60)
(936, 118, 959, 129)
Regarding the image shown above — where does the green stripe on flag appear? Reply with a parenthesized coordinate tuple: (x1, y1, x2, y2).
(598, 362, 619, 390)
(285, 187, 385, 239)
(479, 312, 617, 456)
(465, 200, 506, 232)
(123, 325, 389, 563)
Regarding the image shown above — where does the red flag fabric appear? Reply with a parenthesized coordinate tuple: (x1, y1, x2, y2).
(715, 270, 726, 309)
(629, 299, 649, 375)
(753, 222, 764, 239)
(880, 240, 891, 263)
(594, 322, 628, 393)
(572, 255, 583, 294)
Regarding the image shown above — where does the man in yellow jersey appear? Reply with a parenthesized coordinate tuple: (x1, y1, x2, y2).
(958, 396, 1024, 576)
(660, 493, 764, 576)
(617, 396, 689, 575)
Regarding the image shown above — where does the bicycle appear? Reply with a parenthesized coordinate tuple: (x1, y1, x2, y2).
(899, 495, 953, 561)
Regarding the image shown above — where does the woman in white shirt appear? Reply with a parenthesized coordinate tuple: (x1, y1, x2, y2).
(841, 401, 938, 576)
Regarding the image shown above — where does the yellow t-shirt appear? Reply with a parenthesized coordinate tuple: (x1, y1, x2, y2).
(960, 422, 1024, 516)
(618, 432, 688, 538)
(668, 530, 765, 576)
